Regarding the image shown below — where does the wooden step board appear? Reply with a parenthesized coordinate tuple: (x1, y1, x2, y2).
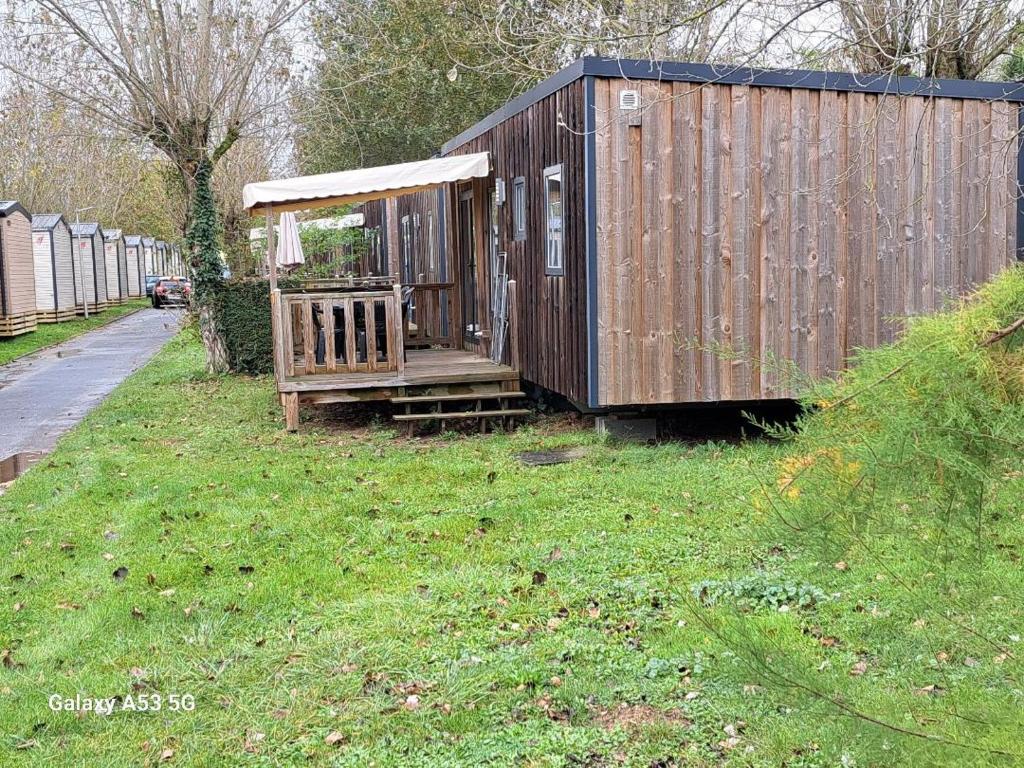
(391, 391, 526, 404)
(393, 408, 532, 422)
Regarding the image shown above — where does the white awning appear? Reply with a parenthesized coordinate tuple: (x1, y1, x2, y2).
(243, 153, 490, 213)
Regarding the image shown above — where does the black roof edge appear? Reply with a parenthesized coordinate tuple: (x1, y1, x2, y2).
(440, 59, 586, 155)
(0, 201, 31, 220)
(441, 55, 1024, 154)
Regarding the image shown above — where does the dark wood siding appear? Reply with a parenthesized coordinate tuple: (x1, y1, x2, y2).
(444, 79, 589, 405)
(358, 190, 443, 282)
(594, 77, 1020, 406)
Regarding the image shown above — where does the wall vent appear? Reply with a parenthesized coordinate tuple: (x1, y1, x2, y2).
(619, 90, 640, 111)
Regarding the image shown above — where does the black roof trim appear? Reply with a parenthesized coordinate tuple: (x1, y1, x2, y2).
(586, 57, 1024, 101)
(441, 59, 586, 154)
(0, 201, 31, 219)
(441, 56, 1024, 154)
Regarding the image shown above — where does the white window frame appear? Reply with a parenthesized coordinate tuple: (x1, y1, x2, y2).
(427, 211, 436, 272)
(543, 164, 563, 276)
(512, 176, 526, 242)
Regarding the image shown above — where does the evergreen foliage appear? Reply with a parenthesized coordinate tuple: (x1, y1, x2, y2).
(699, 267, 1024, 764)
(186, 158, 225, 306)
(213, 279, 274, 375)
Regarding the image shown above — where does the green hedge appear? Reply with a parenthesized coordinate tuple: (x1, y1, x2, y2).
(213, 279, 274, 374)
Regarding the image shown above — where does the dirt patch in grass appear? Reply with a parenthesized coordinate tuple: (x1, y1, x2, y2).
(591, 703, 691, 731)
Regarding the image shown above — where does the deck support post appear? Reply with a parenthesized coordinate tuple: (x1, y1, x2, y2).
(265, 205, 277, 291)
(386, 196, 401, 281)
(283, 392, 299, 432)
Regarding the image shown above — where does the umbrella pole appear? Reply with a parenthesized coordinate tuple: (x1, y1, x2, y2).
(266, 204, 277, 291)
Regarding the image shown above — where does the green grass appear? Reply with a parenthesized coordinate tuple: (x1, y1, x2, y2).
(1, 336, 1021, 766)
(0, 300, 150, 365)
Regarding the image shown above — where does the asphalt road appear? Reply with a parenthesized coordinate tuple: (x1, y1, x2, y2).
(0, 308, 181, 459)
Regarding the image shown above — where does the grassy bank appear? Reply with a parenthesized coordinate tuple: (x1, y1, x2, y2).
(0, 335, 1021, 766)
(0, 300, 149, 366)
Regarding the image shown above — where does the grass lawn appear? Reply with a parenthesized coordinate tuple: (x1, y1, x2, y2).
(1, 335, 1021, 766)
(0, 300, 150, 366)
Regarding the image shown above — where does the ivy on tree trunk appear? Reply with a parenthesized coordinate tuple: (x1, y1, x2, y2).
(187, 156, 230, 373)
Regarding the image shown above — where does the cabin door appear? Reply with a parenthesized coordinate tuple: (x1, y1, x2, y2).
(457, 190, 479, 343)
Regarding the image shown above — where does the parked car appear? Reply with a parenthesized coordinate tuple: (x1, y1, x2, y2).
(152, 278, 191, 308)
(145, 275, 162, 297)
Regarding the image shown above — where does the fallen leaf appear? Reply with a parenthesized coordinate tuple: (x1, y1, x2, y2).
(404, 694, 421, 711)
(963, 657, 980, 668)
(56, 601, 81, 610)
(684, 691, 700, 701)
(914, 684, 944, 696)
(102, 552, 115, 561)
(324, 731, 345, 746)
(159, 589, 176, 598)
(833, 561, 848, 571)
(159, 747, 174, 761)
(849, 660, 868, 676)
(13, 602, 23, 612)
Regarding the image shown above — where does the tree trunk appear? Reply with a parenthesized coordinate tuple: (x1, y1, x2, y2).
(186, 155, 230, 374)
(198, 304, 230, 373)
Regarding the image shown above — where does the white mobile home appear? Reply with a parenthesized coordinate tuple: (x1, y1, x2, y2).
(142, 236, 155, 275)
(31, 214, 76, 322)
(124, 235, 145, 297)
(70, 222, 107, 312)
(155, 240, 167, 274)
(102, 228, 128, 302)
(0, 201, 38, 336)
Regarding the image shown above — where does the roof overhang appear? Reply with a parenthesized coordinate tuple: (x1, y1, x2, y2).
(242, 153, 490, 214)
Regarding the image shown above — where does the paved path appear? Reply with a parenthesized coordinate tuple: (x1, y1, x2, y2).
(0, 309, 181, 458)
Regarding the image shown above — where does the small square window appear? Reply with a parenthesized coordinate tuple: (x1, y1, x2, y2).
(543, 165, 563, 276)
(512, 177, 526, 242)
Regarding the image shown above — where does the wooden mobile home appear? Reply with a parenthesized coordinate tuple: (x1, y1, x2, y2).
(124, 235, 145, 297)
(244, 57, 1023, 430)
(141, 236, 156, 276)
(0, 201, 38, 336)
(102, 228, 128, 303)
(31, 214, 77, 322)
(70, 222, 108, 313)
(437, 57, 1024, 409)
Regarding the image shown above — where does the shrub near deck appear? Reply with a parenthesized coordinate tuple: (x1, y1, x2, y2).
(1, 335, 1022, 766)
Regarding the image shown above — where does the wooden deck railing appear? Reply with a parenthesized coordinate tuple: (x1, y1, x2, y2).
(272, 286, 405, 379)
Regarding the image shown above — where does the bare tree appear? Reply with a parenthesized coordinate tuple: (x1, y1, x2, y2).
(833, 0, 1024, 77)
(1, 0, 305, 371)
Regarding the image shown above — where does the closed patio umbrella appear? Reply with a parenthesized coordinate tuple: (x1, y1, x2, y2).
(276, 212, 305, 269)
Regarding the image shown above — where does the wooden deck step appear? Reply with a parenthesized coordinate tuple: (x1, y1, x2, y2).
(390, 391, 526, 404)
(393, 408, 532, 422)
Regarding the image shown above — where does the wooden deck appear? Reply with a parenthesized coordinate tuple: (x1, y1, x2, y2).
(280, 348, 517, 395)
(270, 283, 520, 429)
